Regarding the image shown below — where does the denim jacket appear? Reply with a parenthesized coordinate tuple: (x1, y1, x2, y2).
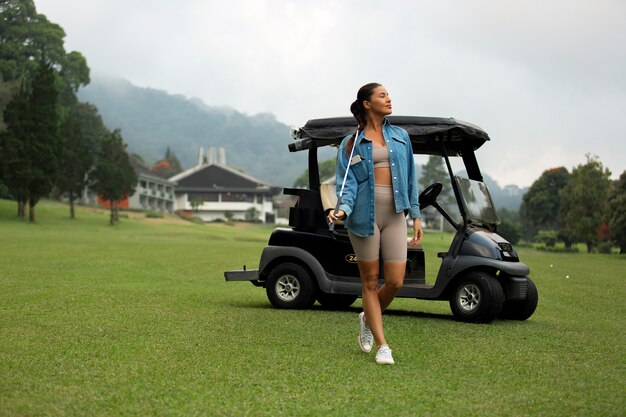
(336, 120, 421, 237)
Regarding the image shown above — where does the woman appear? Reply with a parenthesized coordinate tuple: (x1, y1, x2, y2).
(328, 83, 423, 365)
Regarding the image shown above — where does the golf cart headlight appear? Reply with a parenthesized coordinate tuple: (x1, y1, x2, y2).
(498, 242, 513, 252)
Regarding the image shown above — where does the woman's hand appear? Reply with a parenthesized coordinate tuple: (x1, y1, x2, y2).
(327, 209, 345, 224)
(409, 218, 423, 246)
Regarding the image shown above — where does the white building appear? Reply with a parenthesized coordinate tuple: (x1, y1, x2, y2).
(169, 147, 280, 223)
(129, 157, 176, 213)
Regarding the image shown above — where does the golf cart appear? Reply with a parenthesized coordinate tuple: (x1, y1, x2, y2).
(225, 116, 537, 323)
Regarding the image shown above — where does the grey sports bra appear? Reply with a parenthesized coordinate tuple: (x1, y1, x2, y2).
(373, 146, 390, 169)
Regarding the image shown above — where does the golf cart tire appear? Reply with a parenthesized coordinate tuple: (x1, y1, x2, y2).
(266, 263, 316, 309)
(500, 277, 538, 320)
(449, 270, 504, 323)
(316, 292, 358, 310)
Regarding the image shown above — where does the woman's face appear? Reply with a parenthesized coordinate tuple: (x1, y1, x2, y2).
(364, 86, 392, 116)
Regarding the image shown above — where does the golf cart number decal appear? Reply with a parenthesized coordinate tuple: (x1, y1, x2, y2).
(345, 254, 358, 263)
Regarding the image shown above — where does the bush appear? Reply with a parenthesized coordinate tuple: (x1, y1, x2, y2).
(497, 221, 521, 244)
(536, 245, 579, 253)
(145, 211, 164, 219)
(175, 211, 204, 225)
(0, 181, 12, 199)
(597, 241, 614, 254)
(535, 230, 558, 247)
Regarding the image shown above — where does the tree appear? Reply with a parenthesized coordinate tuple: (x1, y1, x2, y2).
(26, 59, 61, 222)
(1, 58, 60, 222)
(152, 147, 183, 178)
(190, 198, 202, 212)
(607, 171, 626, 253)
(56, 50, 90, 109)
(0, 0, 90, 124)
(245, 206, 259, 222)
(73, 102, 107, 154)
(0, 78, 14, 131)
(56, 103, 107, 218)
(294, 158, 336, 187)
(520, 167, 571, 242)
(559, 155, 611, 253)
(0, 1, 66, 82)
(0, 80, 31, 218)
(56, 105, 94, 218)
(91, 129, 137, 225)
(419, 155, 455, 229)
(497, 220, 521, 244)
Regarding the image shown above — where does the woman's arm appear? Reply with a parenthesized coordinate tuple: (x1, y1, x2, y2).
(334, 135, 358, 218)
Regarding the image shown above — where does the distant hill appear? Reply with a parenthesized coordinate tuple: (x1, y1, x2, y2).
(480, 173, 526, 211)
(78, 76, 309, 187)
(78, 76, 526, 209)
(455, 170, 527, 211)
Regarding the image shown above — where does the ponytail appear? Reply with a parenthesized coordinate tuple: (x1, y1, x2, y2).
(345, 82, 381, 155)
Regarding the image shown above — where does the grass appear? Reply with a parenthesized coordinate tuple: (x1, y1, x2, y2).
(0, 199, 624, 416)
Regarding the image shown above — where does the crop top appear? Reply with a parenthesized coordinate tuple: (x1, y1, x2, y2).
(373, 146, 390, 169)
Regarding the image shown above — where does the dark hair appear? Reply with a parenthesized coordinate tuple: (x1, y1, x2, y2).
(345, 82, 382, 154)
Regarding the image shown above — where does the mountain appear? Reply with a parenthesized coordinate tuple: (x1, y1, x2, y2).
(481, 173, 526, 211)
(77, 76, 308, 187)
(78, 76, 526, 209)
(454, 170, 527, 211)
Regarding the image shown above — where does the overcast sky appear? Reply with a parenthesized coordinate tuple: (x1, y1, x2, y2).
(36, 0, 625, 187)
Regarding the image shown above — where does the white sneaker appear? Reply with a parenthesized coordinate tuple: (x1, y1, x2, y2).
(375, 345, 394, 365)
(358, 312, 373, 353)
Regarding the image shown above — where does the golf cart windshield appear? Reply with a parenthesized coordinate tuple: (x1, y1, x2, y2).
(455, 177, 500, 226)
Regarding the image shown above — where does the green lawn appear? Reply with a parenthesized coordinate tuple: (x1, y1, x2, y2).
(1, 199, 624, 416)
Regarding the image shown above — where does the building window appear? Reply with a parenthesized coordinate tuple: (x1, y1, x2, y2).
(222, 192, 254, 202)
(188, 192, 219, 202)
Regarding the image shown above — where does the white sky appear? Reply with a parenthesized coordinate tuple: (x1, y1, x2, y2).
(36, 0, 626, 187)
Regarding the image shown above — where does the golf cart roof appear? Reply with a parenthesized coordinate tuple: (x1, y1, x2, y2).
(290, 116, 490, 155)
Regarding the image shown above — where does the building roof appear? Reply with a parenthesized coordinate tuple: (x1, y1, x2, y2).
(170, 163, 279, 194)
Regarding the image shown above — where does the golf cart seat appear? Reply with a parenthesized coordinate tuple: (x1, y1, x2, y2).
(319, 178, 343, 225)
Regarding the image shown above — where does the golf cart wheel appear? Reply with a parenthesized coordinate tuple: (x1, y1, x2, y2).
(449, 271, 504, 323)
(316, 292, 358, 310)
(266, 263, 316, 309)
(500, 277, 538, 320)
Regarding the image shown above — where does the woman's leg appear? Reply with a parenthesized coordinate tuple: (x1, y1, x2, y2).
(358, 258, 386, 348)
(378, 202, 409, 312)
(378, 261, 406, 312)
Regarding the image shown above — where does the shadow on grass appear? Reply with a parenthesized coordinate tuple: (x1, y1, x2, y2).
(381, 308, 455, 322)
(223, 298, 545, 326)
(223, 298, 456, 322)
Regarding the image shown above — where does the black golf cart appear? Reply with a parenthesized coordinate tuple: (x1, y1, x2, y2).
(225, 116, 537, 323)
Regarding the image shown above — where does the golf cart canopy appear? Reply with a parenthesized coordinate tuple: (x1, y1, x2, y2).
(290, 116, 490, 156)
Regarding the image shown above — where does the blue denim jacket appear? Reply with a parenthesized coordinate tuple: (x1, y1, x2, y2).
(336, 120, 420, 237)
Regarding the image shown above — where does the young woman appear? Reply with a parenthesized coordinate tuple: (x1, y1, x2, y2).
(328, 83, 423, 365)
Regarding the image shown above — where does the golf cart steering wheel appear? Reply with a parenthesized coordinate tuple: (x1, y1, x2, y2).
(419, 183, 443, 209)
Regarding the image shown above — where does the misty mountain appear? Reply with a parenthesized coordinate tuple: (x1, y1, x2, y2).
(453, 170, 527, 211)
(78, 76, 309, 187)
(78, 76, 526, 209)
(476, 173, 526, 211)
